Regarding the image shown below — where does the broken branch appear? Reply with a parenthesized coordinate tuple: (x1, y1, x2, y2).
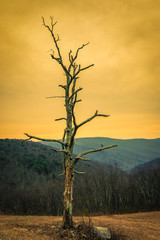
(75, 144, 117, 162)
(77, 110, 110, 128)
(24, 133, 66, 146)
(46, 96, 65, 98)
(59, 85, 66, 90)
(55, 117, 67, 121)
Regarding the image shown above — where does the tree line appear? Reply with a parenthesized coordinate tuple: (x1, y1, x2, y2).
(0, 140, 159, 215)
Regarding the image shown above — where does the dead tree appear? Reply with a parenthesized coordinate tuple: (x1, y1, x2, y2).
(24, 17, 117, 229)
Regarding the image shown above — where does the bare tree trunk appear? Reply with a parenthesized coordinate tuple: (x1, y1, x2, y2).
(63, 102, 74, 228)
(63, 162, 74, 228)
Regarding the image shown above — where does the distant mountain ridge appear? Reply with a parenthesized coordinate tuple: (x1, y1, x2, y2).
(132, 157, 160, 172)
(43, 137, 160, 170)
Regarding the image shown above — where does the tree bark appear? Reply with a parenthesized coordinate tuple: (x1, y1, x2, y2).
(63, 89, 74, 228)
(63, 161, 74, 228)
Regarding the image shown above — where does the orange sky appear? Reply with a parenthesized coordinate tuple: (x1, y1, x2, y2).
(0, 0, 160, 140)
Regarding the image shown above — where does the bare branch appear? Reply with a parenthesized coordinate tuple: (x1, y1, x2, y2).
(42, 16, 62, 61)
(78, 157, 91, 161)
(68, 42, 90, 72)
(52, 147, 68, 153)
(74, 42, 89, 59)
(21, 137, 31, 144)
(46, 96, 65, 98)
(62, 128, 67, 173)
(50, 52, 72, 78)
(58, 61, 73, 78)
(74, 169, 86, 174)
(42, 17, 73, 79)
(71, 94, 78, 129)
(77, 110, 110, 129)
(69, 87, 83, 102)
(56, 34, 60, 42)
(75, 99, 82, 104)
(96, 113, 110, 117)
(58, 172, 65, 176)
(50, 53, 73, 79)
(50, 53, 61, 62)
(62, 128, 67, 142)
(55, 117, 67, 121)
(59, 85, 66, 90)
(68, 74, 79, 88)
(73, 64, 94, 79)
(79, 64, 94, 72)
(72, 112, 77, 128)
(50, 16, 57, 31)
(68, 49, 72, 63)
(24, 133, 65, 146)
(71, 76, 77, 92)
(75, 144, 117, 162)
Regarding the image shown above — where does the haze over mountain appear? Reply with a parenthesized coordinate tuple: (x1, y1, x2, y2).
(43, 137, 160, 170)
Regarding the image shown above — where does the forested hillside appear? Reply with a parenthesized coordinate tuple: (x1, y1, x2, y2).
(133, 157, 160, 172)
(0, 139, 160, 215)
(0, 139, 62, 176)
(0, 139, 63, 215)
(43, 137, 160, 170)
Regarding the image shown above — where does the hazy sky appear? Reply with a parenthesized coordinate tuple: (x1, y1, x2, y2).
(0, 0, 160, 139)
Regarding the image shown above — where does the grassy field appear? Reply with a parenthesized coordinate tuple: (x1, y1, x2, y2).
(0, 211, 159, 239)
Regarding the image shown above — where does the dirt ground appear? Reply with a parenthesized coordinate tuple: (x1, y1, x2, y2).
(0, 211, 159, 240)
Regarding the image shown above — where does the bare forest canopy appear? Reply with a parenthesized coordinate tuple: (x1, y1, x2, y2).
(0, 139, 160, 215)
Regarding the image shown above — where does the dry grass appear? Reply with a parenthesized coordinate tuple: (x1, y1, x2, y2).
(0, 212, 159, 239)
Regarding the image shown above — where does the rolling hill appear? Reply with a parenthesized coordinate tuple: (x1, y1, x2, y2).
(43, 137, 160, 170)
